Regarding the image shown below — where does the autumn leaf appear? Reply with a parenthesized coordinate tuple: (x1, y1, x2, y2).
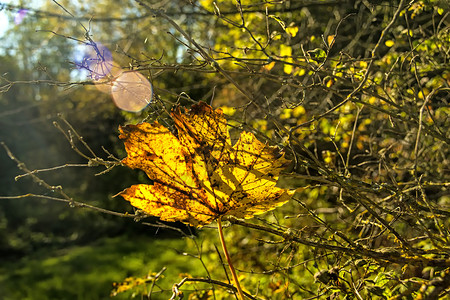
(118, 102, 294, 227)
(111, 269, 165, 297)
(111, 276, 147, 296)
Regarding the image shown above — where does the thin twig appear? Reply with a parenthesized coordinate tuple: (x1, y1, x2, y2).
(226, 217, 450, 267)
(217, 217, 245, 300)
(170, 277, 258, 300)
(0, 194, 134, 218)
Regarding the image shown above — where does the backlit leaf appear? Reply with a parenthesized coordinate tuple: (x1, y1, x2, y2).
(286, 26, 299, 37)
(118, 102, 294, 227)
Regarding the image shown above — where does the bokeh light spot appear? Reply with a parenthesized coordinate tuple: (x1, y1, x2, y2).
(14, 9, 28, 25)
(76, 42, 113, 80)
(111, 71, 153, 112)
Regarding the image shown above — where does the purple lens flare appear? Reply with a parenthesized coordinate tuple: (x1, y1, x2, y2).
(14, 9, 28, 25)
(76, 41, 113, 80)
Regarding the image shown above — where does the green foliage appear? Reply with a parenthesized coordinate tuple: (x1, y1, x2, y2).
(0, 236, 201, 300)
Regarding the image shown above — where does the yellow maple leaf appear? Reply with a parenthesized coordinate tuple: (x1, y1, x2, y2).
(118, 102, 294, 227)
(111, 276, 147, 296)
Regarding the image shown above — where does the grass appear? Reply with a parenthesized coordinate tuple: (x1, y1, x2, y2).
(0, 235, 203, 300)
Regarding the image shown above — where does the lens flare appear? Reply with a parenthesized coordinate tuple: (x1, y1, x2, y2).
(77, 42, 113, 80)
(111, 71, 153, 112)
(14, 9, 28, 25)
(73, 41, 153, 112)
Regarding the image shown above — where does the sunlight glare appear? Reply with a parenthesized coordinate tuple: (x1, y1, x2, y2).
(111, 71, 153, 112)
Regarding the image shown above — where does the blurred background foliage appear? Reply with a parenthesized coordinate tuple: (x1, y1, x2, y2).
(0, 0, 449, 299)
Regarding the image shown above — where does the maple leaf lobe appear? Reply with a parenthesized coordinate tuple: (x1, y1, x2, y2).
(118, 102, 294, 227)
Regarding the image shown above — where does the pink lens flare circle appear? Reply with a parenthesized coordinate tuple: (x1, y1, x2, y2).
(15, 9, 28, 25)
(111, 71, 153, 112)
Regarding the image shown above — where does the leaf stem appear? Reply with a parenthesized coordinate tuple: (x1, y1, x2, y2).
(217, 217, 245, 300)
